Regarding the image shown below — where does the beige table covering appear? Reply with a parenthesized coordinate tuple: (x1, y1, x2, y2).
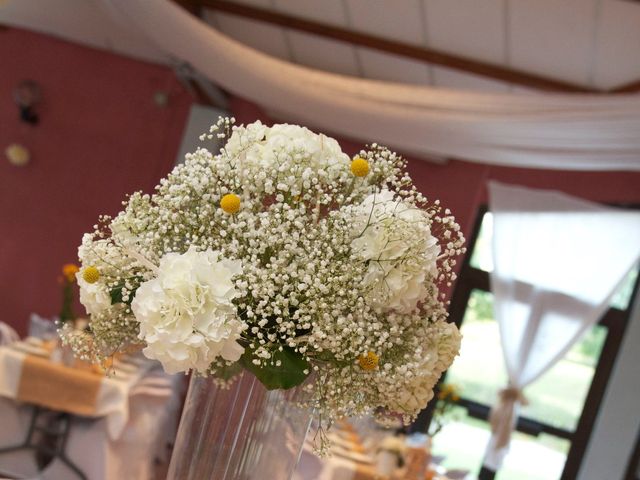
(0, 342, 154, 439)
(16, 353, 102, 416)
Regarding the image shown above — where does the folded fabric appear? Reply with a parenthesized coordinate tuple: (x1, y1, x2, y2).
(17, 354, 103, 416)
(0, 322, 19, 346)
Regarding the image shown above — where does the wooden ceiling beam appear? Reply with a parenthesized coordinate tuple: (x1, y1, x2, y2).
(610, 79, 640, 93)
(196, 0, 597, 93)
(174, 0, 204, 17)
(184, 0, 640, 94)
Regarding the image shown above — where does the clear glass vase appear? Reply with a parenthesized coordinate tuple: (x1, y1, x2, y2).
(167, 370, 312, 480)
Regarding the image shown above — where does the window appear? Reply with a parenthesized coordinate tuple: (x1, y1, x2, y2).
(424, 209, 640, 480)
(469, 213, 639, 311)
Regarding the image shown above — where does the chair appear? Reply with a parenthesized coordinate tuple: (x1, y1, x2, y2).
(27, 315, 57, 341)
(0, 398, 40, 479)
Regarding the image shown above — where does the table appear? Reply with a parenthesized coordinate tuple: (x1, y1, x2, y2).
(294, 421, 458, 480)
(0, 339, 182, 480)
(0, 340, 154, 440)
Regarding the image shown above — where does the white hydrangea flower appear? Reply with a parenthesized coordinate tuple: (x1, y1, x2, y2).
(386, 321, 461, 414)
(351, 190, 441, 313)
(264, 123, 350, 169)
(131, 246, 245, 374)
(223, 120, 269, 171)
(434, 320, 462, 372)
(109, 218, 139, 247)
(76, 273, 110, 317)
(224, 120, 268, 153)
(388, 373, 438, 413)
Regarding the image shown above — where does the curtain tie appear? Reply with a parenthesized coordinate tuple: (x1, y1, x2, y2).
(488, 386, 528, 451)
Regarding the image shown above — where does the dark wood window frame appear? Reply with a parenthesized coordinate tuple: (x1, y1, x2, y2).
(414, 206, 640, 480)
(625, 429, 640, 480)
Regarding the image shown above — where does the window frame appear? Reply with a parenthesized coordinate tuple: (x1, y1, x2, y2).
(624, 429, 640, 480)
(417, 206, 640, 480)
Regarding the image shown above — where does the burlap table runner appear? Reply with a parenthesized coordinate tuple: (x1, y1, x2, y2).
(353, 463, 382, 480)
(338, 422, 383, 480)
(17, 354, 103, 416)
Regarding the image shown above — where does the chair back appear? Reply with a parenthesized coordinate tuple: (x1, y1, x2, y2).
(28, 314, 58, 341)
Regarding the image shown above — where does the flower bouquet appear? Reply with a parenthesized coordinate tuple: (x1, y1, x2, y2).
(62, 118, 465, 478)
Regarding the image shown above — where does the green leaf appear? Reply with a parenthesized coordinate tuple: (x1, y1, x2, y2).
(109, 284, 134, 306)
(241, 346, 310, 390)
(110, 285, 124, 305)
(109, 277, 142, 307)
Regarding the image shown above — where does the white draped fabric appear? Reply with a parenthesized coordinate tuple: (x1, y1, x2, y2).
(97, 0, 640, 171)
(0, 322, 19, 346)
(483, 182, 640, 469)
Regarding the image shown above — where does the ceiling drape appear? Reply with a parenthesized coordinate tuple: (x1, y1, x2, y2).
(101, 0, 640, 171)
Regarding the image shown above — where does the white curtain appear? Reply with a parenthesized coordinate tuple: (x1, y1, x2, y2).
(483, 182, 640, 469)
(93, 0, 640, 171)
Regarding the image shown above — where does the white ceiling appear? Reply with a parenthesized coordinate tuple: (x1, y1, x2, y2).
(1, 0, 640, 93)
(207, 0, 640, 92)
(0, 0, 169, 63)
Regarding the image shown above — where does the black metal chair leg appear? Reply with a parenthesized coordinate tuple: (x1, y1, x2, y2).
(55, 414, 87, 480)
(0, 405, 40, 455)
(0, 406, 87, 480)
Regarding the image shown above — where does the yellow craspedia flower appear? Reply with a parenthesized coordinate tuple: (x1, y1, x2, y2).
(220, 193, 241, 214)
(438, 383, 461, 401)
(358, 351, 379, 371)
(82, 266, 100, 284)
(62, 264, 79, 282)
(350, 157, 370, 177)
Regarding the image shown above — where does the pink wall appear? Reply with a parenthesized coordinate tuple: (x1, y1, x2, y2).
(0, 29, 193, 334)
(2, 28, 638, 337)
(229, 97, 640, 241)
